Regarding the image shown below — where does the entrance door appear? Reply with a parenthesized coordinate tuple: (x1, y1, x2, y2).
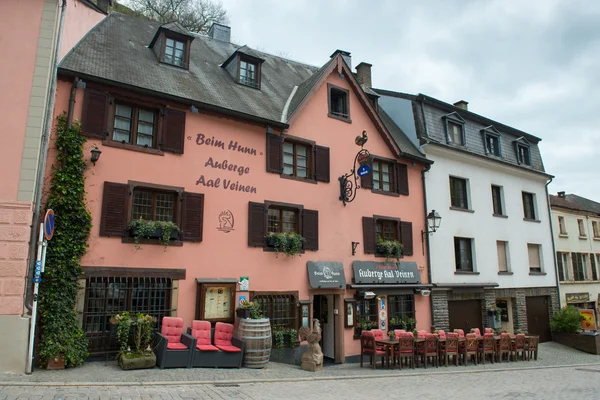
(526, 296, 551, 342)
(313, 295, 334, 360)
(448, 300, 482, 333)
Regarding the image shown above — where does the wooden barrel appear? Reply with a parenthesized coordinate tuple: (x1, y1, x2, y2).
(237, 318, 272, 368)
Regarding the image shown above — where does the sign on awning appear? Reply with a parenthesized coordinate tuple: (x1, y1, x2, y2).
(352, 261, 421, 284)
(307, 261, 346, 288)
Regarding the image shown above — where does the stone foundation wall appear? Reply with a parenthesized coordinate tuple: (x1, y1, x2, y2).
(431, 290, 449, 331)
(0, 201, 32, 315)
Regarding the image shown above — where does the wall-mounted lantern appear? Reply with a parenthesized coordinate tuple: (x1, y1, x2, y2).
(421, 209, 442, 255)
(90, 146, 102, 166)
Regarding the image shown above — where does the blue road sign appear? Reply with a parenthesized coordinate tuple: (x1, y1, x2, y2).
(44, 209, 55, 240)
(32, 277, 42, 283)
(357, 164, 371, 177)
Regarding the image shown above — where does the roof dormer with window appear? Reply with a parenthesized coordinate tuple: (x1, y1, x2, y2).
(481, 125, 502, 157)
(442, 112, 466, 146)
(514, 137, 532, 166)
(222, 46, 265, 89)
(149, 23, 195, 70)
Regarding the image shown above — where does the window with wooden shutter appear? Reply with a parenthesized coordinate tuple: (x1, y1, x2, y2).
(362, 217, 375, 254)
(248, 202, 267, 247)
(162, 109, 186, 154)
(266, 132, 283, 173)
(395, 163, 409, 195)
(302, 209, 318, 250)
(181, 192, 204, 241)
(314, 145, 330, 183)
(99, 182, 129, 237)
(82, 89, 109, 139)
(360, 157, 373, 189)
(400, 221, 413, 256)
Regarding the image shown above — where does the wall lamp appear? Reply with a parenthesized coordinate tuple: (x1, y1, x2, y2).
(421, 210, 442, 255)
(90, 146, 102, 165)
(413, 288, 432, 297)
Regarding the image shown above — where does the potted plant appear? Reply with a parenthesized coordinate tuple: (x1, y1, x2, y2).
(265, 232, 305, 258)
(110, 312, 157, 370)
(389, 316, 403, 330)
(273, 328, 285, 349)
(287, 328, 299, 347)
(388, 330, 396, 340)
(405, 317, 416, 332)
(376, 236, 404, 261)
(128, 218, 181, 249)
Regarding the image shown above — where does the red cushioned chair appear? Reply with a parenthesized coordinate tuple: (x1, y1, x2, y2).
(155, 317, 195, 369)
(512, 333, 527, 361)
(497, 333, 511, 362)
(397, 334, 415, 369)
(360, 331, 388, 369)
(463, 333, 479, 366)
(526, 335, 539, 361)
(188, 321, 244, 368)
(440, 334, 459, 367)
(484, 328, 494, 334)
(438, 330, 446, 339)
(481, 333, 495, 364)
(417, 330, 428, 338)
(471, 328, 481, 337)
(454, 329, 465, 338)
(394, 329, 407, 337)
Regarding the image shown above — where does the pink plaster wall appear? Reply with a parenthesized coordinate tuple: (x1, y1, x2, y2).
(60, 0, 105, 61)
(0, 0, 45, 201)
(51, 70, 430, 358)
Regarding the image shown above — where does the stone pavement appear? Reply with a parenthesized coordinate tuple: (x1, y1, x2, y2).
(0, 342, 598, 385)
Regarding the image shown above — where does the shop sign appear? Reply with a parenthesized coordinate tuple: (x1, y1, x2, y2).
(566, 292, 590, 303)
(307, 262, 346, 288)
(352, 261, 421, 284)
(239, 276, 249, 291)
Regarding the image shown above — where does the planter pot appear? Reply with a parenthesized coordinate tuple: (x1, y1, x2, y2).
(265, 236, 277, 247)
(46, 354, 65, 370)
(118, 352, 157, 370)
(552, 332, 600, 355)
(376, 245, 403, 258)
(130, 227, 179, 240)
(236, 308, 251, 319)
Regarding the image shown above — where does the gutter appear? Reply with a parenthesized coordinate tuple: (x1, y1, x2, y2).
(545, 176, 561, 309)
(25, 0, 68, 311)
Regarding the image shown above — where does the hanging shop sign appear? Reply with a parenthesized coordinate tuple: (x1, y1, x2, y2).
(352, 261, 421, 284)
(307, 261, 346, 289)
(566, 292, 590, 303)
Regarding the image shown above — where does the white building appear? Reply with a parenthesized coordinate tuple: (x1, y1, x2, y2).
(377, 91, 558, 341)
(550, 192, 600, 327)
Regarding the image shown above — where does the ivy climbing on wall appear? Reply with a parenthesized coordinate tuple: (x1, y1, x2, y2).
(38, 114, 91, 368)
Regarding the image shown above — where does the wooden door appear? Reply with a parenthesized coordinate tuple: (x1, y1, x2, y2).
(526, 296, 551, 342)
(448, 300, 482, 333)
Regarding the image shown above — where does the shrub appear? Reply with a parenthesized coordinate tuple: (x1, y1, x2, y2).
(551, 306, 584, 334)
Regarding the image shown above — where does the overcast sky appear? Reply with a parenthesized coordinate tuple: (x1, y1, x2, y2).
(215, 0, 600, 201)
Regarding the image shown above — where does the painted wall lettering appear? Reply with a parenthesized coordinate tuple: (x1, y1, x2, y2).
(205, 157, 250, 176)
(195, 133, 257, 156)
(196, 175, 257, 194)
(196, 133, 225, 149)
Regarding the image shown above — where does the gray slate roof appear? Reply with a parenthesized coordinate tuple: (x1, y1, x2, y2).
(377, 108, 425, 161)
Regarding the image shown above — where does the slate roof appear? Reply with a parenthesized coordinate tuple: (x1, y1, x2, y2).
(377, 108, 425, 161)
(550, 194, 600, 215)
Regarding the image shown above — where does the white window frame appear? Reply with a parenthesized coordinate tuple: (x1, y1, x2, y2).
(558, 216, 568, 236)
(527, 243, 543, 273)
(578, 219, 587, 238)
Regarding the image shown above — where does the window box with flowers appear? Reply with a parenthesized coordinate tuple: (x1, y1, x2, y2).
(265, 232, 305, 258)
(128, 219, 181, 249)
(376, 236, 404, 261)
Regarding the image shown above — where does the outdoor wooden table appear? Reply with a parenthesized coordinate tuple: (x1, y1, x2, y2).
(375, 339, 398, 368)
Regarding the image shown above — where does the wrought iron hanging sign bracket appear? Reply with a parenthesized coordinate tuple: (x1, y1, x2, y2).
(339, 130, 370, 206)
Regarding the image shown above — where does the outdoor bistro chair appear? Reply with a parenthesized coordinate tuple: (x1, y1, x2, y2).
(417, 330, 428, 338)
(471, 328, 481, 337)
(419, 333, 439, 368)
(360, 331, 388, 369)
(188, 321, 244, 368)
(480, 333, 495, 364)
(438, 330, 446, 339)
(484, 328, 494, 334)
(512, 333, 527, 361)
(497, 333, 511, 362)
(155, 317, 195, 369)
(526, 335, 539, 361)
(454, 329, 465, 338)
(441, 334, 459, 367)
(463, 333, 479, 366)
(397, 333, 415, 369)
(394, 329, 407, 337)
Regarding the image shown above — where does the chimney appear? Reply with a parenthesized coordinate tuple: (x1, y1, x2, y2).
(208, 23, 231, 42)
(355, 62, 372, 88)
(330, 49, 351, 69)
(558, 191, 566, 198)
(453, 100, 469, 110)
(97, 0, 112, 12)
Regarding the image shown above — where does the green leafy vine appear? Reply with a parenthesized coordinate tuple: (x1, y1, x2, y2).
(38, 114, 91, 368)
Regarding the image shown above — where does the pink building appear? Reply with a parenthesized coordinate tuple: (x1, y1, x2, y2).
(50, 14, 433, 363)
(0, 0, 105, 372)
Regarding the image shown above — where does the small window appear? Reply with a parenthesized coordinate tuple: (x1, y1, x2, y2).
(355, 297, 378, 330)
(376, 219, 398, 241)
(527, 244, 542, 273)
(387, 295, 415, 325)
(328, 85, 350, 121)
(283, 141, 310, 178)
(372, 159, 394, 192)
(267, 206, 299, 234)
(447, 122, 464, 145)
(239, 59, 258, 87)
(132, 189, 177, 222)
(593, 221, 600, 238)
(164, 37, 185, 67)
(591, 254, 598, 281)
(517, 144, 531, 165)
(558, 216, 568, 235)
(450, 177, 469, 209)
(557, 252, 570, 281)
(252, 293, 298, 332)
(497, 240, 509, 272)
(485, 134, 501, 156)
(455, 237, 474, 272)
(112, 104, 157, 148)
(491, 185, 504, 216)
(522, 192, 536, 220)
(572, 253, 586, 281)
(578, 219, 586, 237)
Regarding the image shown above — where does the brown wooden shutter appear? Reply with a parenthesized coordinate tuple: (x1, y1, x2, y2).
(81, 89, 109, 139)
(302, 209, 319, 250)
(248, 202, 266, 247)
(181, 192, 204, 241)
(162, 109, 186, 154)
(99, 182, 129, 237)
(395, 163, 409, 195)
(266, 133, 283, 173)
(362, 217, 376, 254)
(400, 221, 413, 256)
(314, 145, 330, 183)
(360, 156, 373, 189)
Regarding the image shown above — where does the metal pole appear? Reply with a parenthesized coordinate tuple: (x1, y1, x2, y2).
(25, 224, 45, 374)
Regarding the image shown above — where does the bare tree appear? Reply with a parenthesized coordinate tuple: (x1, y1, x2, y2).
(127, 0, 229, 33)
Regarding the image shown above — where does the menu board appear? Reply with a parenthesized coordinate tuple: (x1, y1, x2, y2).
(204, 286, 231, 319)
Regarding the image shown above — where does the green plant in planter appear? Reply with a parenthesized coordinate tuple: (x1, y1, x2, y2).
(377, 236, 404, 261)
(551, 306, 585, 334)
(128, 218, 181, 250)
(110, 312, 157, 357)
(237, 300, 264, 319)
(388, 330, 396, 340)
(265, 232, 305, 258)
(274, 328, 285, 348)
(288, 328, 298, 345)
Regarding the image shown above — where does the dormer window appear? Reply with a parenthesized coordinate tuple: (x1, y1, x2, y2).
(239, 58, 258, 87)
(481, 126, 502, 157)
(514, 137, 532, 166)
(328, 84, 350, 122)
(149, 23, 194, 70)
(164, 38, 185, 67)
(443, 112, 466, 146)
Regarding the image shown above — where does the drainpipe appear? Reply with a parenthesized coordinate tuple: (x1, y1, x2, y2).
(545, 177, 561, 312)
(25, 0, 68, 311)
